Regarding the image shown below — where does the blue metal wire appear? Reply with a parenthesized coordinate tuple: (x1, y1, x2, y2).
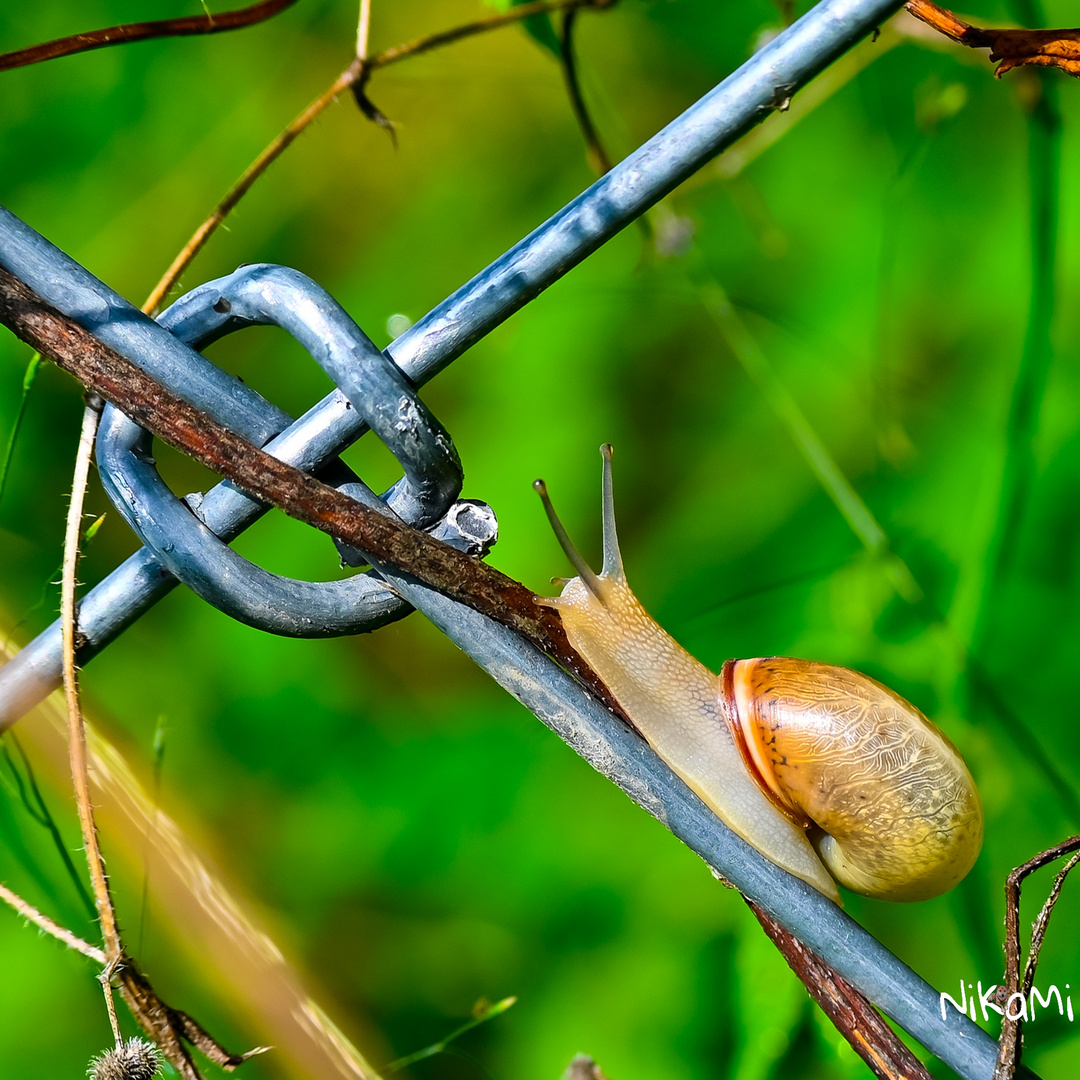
(0, 1, 1027, 1077)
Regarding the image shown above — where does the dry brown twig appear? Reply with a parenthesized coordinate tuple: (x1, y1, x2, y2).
(993, 836, 1080, 1080)
(558, 8, 615, 176)
(0, 0, 300, 72)
(143, 0, 618, 313)
(906, 0, 1080, 78)
(747, 901, 933, 1080)
(3, 0, 619, 312)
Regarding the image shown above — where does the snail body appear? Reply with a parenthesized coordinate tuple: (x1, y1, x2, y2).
(535, 447, 982, 903)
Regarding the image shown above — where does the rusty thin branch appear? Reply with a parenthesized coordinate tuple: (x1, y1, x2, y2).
(1, 260, 951, 1080)
(0, 267, 612, 714)
(0, 0, 299, 73)
(747, 900, 933, 1080)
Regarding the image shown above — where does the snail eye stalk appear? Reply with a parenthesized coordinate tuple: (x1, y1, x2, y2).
(599, 443, 624, 583)
(533, 478, 604, 599)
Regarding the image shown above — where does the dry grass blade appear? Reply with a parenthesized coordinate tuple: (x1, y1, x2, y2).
(1, 627, 384, 1078)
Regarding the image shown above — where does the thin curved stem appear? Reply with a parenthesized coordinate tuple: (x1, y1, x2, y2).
(0, 0, 299, 72)
(0, 881, 105, 963)
(60, 398, 120, 968)
(141, 0, 616, 313)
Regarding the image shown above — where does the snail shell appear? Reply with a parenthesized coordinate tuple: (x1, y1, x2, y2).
(723, 658, 982, 901)
(535, 446, 983, 903)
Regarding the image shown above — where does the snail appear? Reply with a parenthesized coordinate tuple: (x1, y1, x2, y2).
(533, 445, 983, 903)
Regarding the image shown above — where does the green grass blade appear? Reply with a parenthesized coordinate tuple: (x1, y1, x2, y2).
(0, 353, 41, 507)
(698, 277, 922, 604)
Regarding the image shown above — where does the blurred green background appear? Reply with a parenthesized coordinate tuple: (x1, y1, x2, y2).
(2, 0, 1080, 1077)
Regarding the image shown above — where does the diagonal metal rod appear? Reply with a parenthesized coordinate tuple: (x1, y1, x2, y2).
(0, 0, 907, 724)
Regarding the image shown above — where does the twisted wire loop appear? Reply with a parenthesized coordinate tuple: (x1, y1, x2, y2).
(96, 264, 497, 637)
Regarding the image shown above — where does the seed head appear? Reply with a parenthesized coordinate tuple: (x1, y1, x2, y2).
(87, 1038, 163, 1080)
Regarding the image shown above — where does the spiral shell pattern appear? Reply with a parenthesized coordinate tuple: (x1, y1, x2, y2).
(723, 657, 983, 901)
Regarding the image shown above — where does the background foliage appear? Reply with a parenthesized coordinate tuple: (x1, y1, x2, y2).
(1, 0, 1079, 1077)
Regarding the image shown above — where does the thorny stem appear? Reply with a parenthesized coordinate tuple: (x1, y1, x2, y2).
(0, 880, 106, 963)
(102, 965, 124, 1046)
(60, 396, 121, 969)
(60, 396, 138, 1057)
(142, 0, 616, 313)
